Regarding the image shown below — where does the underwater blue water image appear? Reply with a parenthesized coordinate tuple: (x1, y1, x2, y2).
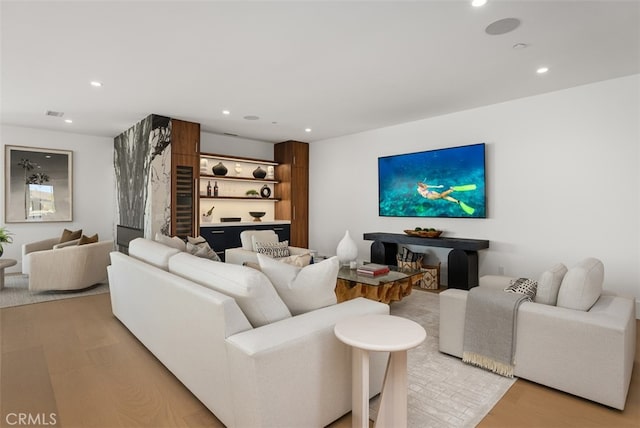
(378, 143, 486, 218)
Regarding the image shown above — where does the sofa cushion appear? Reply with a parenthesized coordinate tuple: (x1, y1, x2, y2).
(254, 240, 290, 258)
(168, 252, 291, 327)
(60, 228, 82, 243)
(257, 253, 338, 316)
(556, 258, 604, 311)
(240, 230, 278, 251)
(535, 263, 567, 305)
(186, 235, 221, 262)
(77, 234, 99, 245)
(128, 238, 182, 270)
(154, 232, 186, 251)
(279, 253, 313, 267)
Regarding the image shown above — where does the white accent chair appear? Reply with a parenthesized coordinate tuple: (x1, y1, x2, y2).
(22, 237, 80, 274)
(27, 240, 114, 291)
(224, 229, 311, 265)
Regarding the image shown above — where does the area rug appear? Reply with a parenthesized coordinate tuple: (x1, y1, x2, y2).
(0, 274, 110, 309)
(370, 289, 515, 427)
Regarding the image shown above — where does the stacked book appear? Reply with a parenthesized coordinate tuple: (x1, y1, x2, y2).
(356, 263, 390, 277)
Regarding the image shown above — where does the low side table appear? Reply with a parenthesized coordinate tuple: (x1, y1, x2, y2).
(0, 259, 18, 290)
(334, 314, 426, 428)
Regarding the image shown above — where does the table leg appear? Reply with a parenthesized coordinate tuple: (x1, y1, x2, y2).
(374, 350, 408, 428)
(0, 268, 5, 290)
(352, 347, 369, 428)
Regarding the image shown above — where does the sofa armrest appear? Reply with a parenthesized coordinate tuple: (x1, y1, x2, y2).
(479, 274, 518, 290)
(21, 237, 61, 274)
(224, 247, 258, 265)
(225, 297, 390, 427)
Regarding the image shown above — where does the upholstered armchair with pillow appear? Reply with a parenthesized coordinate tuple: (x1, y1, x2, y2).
(225, 230, 311, 265)
(21, 228, 84, 274)
(439, 258, 636, 410)
(28, 239, 114, 291)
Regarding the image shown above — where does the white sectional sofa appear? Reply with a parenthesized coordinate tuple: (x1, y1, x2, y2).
(439, 259, 636, 410)
(108, 238, 389, 427)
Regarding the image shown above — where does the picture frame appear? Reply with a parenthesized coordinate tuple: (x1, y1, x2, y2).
(4, 145, 73, 223)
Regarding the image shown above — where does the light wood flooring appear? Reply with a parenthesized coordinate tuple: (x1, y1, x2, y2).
(1, 292, 638, 428)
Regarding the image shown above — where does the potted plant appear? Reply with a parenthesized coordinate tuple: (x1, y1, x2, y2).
(245, 189, 259, 198)
(0, 227, 13, 257)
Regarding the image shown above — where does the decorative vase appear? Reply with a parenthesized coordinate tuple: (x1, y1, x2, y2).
(260, 184, 271, 198)
(266, 165, 275, 179)
(336, 230, 358, 266)
(253, 166, 267, 179)
(212, 162, 228, 176)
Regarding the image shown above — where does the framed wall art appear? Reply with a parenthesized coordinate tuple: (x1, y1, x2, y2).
(4, 145, 73, 222)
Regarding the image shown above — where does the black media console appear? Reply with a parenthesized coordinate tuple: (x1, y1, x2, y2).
(363, 232, 490, 290)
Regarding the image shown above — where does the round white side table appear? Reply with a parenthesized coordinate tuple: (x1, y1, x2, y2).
(334, 314, 426, 428)
(0, 259, 18, 290)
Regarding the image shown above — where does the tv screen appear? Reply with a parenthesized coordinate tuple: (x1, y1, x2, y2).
(378, 143, 486, 218)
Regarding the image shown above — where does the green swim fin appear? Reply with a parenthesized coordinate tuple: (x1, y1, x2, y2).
(451, 184, 477, 192)
(459, 201, 475, 215)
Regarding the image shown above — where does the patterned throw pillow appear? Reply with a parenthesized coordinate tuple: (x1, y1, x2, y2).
(254, 240, 290, 258)
(505, 278, 538, 300)
(186, 236, 221, 262)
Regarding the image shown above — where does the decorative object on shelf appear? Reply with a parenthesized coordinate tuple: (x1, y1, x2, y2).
(220, 217, 241, 222)
(213, 181, 219, 197)
(212, 162, 228, 176)
(336, 230, 358, 267)
(249, 211, 266, 222)
(234, 163, 242, 175)
(0, 227, 13, 257)
(252, 166, 267, 179)
(246, 189, 259, 197)
(404, 228, 443, 238)
(260, 184, 271, 198)
(266, 165, 275, 179)
(202, 206, 215, 222)
(206, 181, 212, 197)
(200, 159, 208, 174)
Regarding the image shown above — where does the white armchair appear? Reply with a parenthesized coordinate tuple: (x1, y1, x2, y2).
(28, 240, 114, 291)
(22, 237, 81, 274)
(225, 230, 311, 265)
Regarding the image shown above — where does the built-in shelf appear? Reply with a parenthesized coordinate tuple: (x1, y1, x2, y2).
(200, 152, 278, 166)
(200, 174, 278, 184)
(200, 196, 280, 201)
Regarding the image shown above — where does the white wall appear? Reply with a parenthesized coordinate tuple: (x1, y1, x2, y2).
(0, 125, 115, 272)
(309, 75, 640, 314)
(201, 132, 274, 161)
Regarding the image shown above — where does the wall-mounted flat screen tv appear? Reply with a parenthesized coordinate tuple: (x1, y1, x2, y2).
(378, 143, 486, 218)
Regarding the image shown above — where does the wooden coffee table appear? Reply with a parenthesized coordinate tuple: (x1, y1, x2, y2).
(335, 266, 423, 304)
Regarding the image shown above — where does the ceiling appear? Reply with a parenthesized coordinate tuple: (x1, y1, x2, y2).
(1, 0, 639, 143)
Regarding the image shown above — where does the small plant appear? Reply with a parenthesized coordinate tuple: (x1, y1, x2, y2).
(246, 189, 259, 197)
(0, 227, 13, 255)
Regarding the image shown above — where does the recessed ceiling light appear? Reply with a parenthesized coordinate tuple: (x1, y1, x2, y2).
(485, 18, 521, 35)
(472, 0, 487, 7)
(222, 110, 230, 115)
(512, 43, 528, 49)
(537, 67, 549, 74)
(64, 119, 73, 123)
(243, 115, 260, 121)
(90, 81, 102, 87)
(305, 128, 312, 133)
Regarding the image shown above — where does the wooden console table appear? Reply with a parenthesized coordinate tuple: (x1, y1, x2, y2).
(363, 232, 490, 290)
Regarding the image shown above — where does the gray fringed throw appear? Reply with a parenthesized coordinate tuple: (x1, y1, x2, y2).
(462, 287, 530, 377)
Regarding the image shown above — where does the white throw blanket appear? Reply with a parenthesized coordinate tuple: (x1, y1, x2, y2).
(462, 287, 530, 377)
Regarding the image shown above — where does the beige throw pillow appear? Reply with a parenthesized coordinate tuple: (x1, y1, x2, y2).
(535, 263, 567, 305)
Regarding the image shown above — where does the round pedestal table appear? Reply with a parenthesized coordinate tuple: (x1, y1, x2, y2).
(334, 314, 426, 428)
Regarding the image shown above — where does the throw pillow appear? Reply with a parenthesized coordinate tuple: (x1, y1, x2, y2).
(278, 253, 312, 267)
(257, 253, 339, 315)
(154, 232, 186, 251)
(60, 228, 82, 243)
(254, 240, 291, 258)
(249, 232, 279, 251)
(77, 234, 99, 245)
(186, 235, 221, 262)
(504, 277, 537, 300)
(535, 263, 568, 305)
(556, 258, 603, 311)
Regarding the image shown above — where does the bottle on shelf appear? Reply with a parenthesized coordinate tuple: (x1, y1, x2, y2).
(207, 181, 212, 197)
(213, 181, 219, 197)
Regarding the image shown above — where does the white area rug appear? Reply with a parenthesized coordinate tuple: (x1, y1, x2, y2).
(370, 289, 515, 427)
(0, 274, 109, 308)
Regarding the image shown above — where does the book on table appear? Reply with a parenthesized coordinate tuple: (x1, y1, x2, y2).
(357, 263, 390, 276)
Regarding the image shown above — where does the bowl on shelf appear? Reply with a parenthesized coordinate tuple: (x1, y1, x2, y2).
(249, 211, 266, 222)
(404, 229, 443, 238)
